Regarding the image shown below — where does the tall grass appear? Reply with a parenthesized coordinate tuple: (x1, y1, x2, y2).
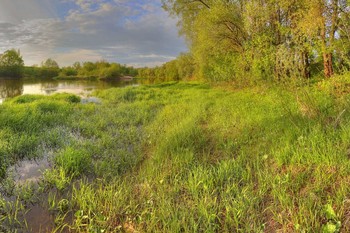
(2, 79, 350, 232)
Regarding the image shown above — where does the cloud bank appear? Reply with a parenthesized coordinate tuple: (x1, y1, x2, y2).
(0, 0, 186, 67)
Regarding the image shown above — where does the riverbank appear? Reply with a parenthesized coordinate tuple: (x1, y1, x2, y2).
(0, 77, 140, 104)
(1, 80, 350, 232)
(53, 75, 136, 80)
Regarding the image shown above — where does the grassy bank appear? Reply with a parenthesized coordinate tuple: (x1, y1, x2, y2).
(1, 80, 350, 232)
(53, 75, 99, 80)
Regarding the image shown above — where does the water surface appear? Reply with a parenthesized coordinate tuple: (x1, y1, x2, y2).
(0, 77, 140, 103)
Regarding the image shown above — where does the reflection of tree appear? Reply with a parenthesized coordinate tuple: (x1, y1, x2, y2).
(101, 79, 139, 88)
(40, 81, 59, 95)
(40, 81, 59, 89)
(0, 78, 23, 98)
(43, 89, 58, 95)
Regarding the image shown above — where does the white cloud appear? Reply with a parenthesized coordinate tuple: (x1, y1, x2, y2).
(136, 54, 176, 59)
(54, 49, 103, 65)
(0, 0, 56, 23)
(0, 0, 187, 67)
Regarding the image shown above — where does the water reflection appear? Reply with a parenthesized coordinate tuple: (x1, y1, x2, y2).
(0, 78, 24, 101)
(8, 157, 50, 185)
(0, 77, 141, 103)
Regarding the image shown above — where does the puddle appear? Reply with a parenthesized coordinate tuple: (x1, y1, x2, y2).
(81, 96, 101, 104)
(23, 204, 56, 233)
(17, 193, 72, 233)
(3, 157, 75, 233)
(8, 157, 50, 185)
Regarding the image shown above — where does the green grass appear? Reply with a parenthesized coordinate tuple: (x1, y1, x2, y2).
(2, 79, 350, 232)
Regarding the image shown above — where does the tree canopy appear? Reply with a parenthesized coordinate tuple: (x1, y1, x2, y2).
(41, 58, 59, 69)
(0, 49, 24, 77)
(162, 0, 350, 81)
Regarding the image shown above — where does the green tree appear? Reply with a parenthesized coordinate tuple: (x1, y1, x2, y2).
(39, 58, 60, 78)
(42, 58, 59, 69)
(0, 49, 24, 77)
(72, 62, 81, 70)
(163, 0, 350, 81)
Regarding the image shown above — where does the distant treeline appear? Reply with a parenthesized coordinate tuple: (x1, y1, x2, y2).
(56, 60, 138, 80)
(137, 53, 194, 81)
(0, 49, 138, 79)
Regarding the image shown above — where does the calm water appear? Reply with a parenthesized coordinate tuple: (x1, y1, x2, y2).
(0, 77, 141, 103)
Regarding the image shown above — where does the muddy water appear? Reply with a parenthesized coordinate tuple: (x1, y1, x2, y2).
(23, 204, 56, 233)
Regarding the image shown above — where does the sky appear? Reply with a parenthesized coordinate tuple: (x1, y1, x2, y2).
(0, 0, 187, 67)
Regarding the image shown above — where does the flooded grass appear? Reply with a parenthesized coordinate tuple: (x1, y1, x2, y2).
(8, 157, 50, 184)
(1, 80, 350, 232)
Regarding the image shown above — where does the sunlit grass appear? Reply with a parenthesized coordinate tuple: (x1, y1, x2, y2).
(2, 80, 350, 232)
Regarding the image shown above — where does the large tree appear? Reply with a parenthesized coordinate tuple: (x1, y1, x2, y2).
(0, 49, 24, 77)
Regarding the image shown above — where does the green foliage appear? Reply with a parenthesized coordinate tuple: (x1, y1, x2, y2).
(24, 65, 59, 78)
(138, 53, 194, 81)
(162, 0, 350, 81)
(41, 58, 59, 69)
(23, 59, 137, 80)
(75, 60, 137, 80)
(38, 58, 60, 78)
(0, 49, 24, 77)
(322, 204, 341, 233)
(324, 204, 337, 221)
(60, 66, 78, 77)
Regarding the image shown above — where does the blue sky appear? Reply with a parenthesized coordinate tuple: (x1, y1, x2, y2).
(0, 0, 187, 67)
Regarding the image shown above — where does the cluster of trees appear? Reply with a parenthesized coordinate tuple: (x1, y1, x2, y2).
(62, 60, 138, 79)
(24, 58, 61, 78)
(0, 49, 138, 79)
(162, 0, 350, 82)
(27, 59, 138, 79)
(138, 53, 195, 81)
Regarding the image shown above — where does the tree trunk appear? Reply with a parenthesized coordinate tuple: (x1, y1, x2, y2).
(320, 24, 334, 78)
(323, 53, 334, 78)
(302, 51, 310, 79)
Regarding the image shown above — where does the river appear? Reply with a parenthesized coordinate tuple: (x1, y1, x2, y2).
(0, 77, 141, 103)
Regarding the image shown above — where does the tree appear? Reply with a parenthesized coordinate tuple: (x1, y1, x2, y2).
(72, 62, 81, 70)
(0, 49, 24, 77)
(163, 0, 247, 80)
(40, 58, 60, 78)
(41, 58, 59, 69)
(295, 0, 346, 77)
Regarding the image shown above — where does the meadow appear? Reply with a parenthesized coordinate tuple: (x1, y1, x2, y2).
(1, 78, 350, 232)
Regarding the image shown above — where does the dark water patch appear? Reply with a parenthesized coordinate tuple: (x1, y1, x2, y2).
(16, 191, 73, 233)
(22, 204, 56, 233)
